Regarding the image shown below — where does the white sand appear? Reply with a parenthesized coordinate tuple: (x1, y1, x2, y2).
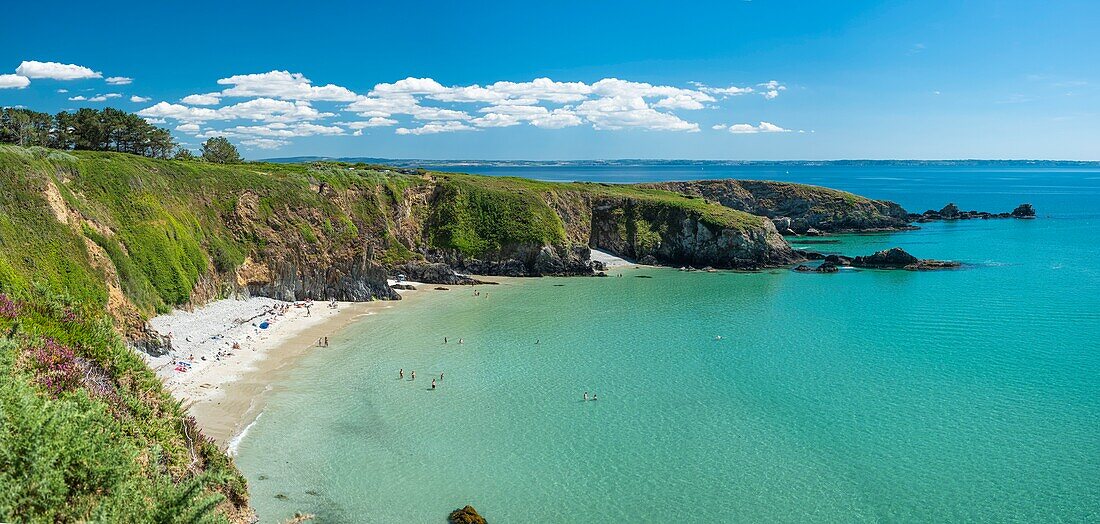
(143, 285, 431, 446)
(145, 297, 352, 406)
(590, 248, 636, 268)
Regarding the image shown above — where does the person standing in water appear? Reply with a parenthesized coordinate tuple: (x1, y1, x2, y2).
(399, 368, 404, 379)
(440, 372, 444, 381)
(592, 393, 598, 401)
(444, 337, 448, 344)
(411, 371, 416, 380)
(431, 379, 437, 390)
(583, 392, 588, 401)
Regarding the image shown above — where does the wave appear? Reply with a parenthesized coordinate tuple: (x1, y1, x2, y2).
(227, 412, 262, 456)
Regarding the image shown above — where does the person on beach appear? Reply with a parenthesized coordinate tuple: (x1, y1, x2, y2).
(324, 336, 329, 347)
(431, 379, 437, 390)
(399, 368, 404, 379)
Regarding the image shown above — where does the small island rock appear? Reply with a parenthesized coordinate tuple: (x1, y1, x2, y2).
(449, 505, 487, 524)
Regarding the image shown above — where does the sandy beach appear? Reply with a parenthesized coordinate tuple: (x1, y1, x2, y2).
(590, 248, 635, 268)
(144, 282, 436, 447)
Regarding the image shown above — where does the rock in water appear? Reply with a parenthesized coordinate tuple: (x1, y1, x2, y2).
(851, 247, 919, 267)
(1012, 203, 1036, 218)
(851, 247, 960, 271)
(939, 203, 961, 218)
(448, 505, 487, 524)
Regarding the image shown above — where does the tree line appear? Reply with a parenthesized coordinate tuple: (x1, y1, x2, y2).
(0, 106, 243, 163)
(1, 106, 176, 158)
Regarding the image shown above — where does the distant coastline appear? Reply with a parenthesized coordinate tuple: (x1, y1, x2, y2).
(262, 157, 1100, 168)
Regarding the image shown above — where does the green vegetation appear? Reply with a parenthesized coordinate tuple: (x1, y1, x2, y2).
(1, 107, 175, 159)
(200, 137, 241, 164)
(426, 176, 568, 257)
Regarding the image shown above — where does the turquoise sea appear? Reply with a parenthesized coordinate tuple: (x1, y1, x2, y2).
(236, 163, 1100, 522)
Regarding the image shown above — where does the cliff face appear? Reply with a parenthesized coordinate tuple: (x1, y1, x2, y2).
(648, 180, 911, 233)
(589, 196, 797, 268)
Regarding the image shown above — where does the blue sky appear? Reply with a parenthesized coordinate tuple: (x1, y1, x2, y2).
(2, 1, 1097, 160)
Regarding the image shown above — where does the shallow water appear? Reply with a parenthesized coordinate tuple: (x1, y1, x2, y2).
(236, 165, 1100, 522)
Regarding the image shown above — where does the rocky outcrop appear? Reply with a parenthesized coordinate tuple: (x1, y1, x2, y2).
(909, 202, 1035, 222)
(432, 243, 599, 277)
(1012, 203, 1036, 218)
(588, 196, 799, 269)
(793, 261, 840, 273)
(390, 261, 483, 285)
(851, 247, 960, 271)
(237, 258, 398, 301)
(448, 506, 487, 524)
(648, 180, 912, 233)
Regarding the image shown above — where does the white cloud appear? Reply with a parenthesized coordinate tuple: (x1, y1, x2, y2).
(139, 73, 789, 143)
(472, 104, 582, 129)
(240, 138, 289, 149)
(56, 88, 68, 93)
(697, 85, 755, 97)
(395, 121, 476, 135)
(130, 95, 150, 103)
(725, 121, 791, 134)
(176, 123, 201, 133)
(758, 80, 786, 100)
(712, 124, 728, 130)
(217, 70, 357, 101)
(342, 117, 398, 129)
(0, 74, 30, 89)
(138, 98, 332, 124)
(15, 60, 102, 80)
(220, 122, 345, 138)
(105, 76, 132, 85)
(75, 93, 122, 102)
(181, 93, 221, 105)
(574, 96, 699, 132)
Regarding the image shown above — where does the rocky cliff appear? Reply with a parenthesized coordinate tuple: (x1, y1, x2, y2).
(647, 179, 912, 233)
(588, 195, 797, 269)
